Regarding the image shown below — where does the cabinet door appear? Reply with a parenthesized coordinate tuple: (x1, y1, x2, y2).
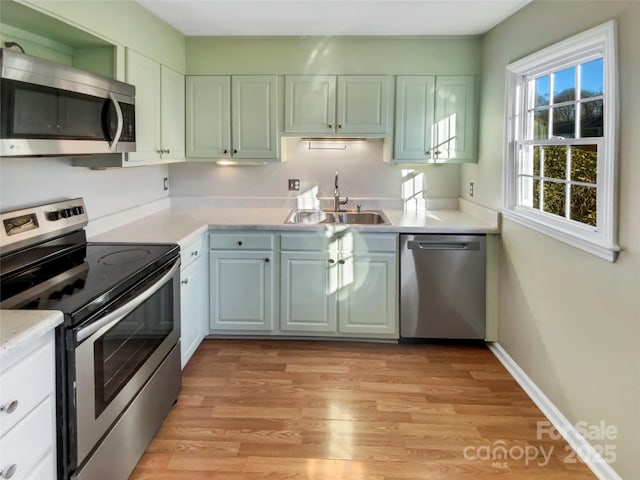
(210, 251, 274, 331)
(180, 257, 208, 368)
(126, 49, 161, 162)
(393, 76, 435, 163)
(284, 75, 336, 134)
(186, 76, 231, 159)
(232, 75, 279, 160)
(434, 76, 477, 162)
(160, 65, 185, 162)
(280, 251, 337, 333)
(337, 75, 390, 134)
(338, 252, 398, 337)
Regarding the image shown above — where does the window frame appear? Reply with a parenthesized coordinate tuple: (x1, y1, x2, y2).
(502, 20, 620, 262)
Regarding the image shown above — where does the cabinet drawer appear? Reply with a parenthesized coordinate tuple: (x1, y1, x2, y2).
(348, 233, 398, 253)
(0, 341, 54, 433)
(210, 233, 274, 250)
(181, 235, 205, 269)
(24, 452, 54, 480)
(0, 397, 53, 480)
(281, 233, 333, 251)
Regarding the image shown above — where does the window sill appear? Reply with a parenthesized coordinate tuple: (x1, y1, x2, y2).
(501, 209, 620, 262)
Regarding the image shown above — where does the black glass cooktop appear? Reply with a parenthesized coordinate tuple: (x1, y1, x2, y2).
(1, 240, 179, 327)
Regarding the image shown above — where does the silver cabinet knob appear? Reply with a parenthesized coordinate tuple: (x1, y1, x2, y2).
(338, 259, 345, 265)
(328, 123, 333, 129)
(328, 258, 335, 264)
(237, 241, 243, 246)
(264, 257, 270, 263)
(1, 464, 17, 479)
(338, 124, 343, 128)
(0, 401, 18, 414)
(191, 250, 198, 256)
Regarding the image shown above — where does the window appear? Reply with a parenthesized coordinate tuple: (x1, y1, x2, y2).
(503, 21, 619, 261)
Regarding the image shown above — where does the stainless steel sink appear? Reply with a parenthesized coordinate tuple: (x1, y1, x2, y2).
(285, 209, 391, 225)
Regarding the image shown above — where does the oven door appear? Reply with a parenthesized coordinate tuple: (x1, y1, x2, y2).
(72, 258, 180, 467)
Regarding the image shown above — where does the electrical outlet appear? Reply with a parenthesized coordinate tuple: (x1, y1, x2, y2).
(163, 177, 169, 191)
(469, 182, 474, 197)
(288, 179, 300, 191)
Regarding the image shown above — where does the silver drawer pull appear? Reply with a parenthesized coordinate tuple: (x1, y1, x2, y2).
(1, 464, 17, 479)
(0, 401, 18, 414)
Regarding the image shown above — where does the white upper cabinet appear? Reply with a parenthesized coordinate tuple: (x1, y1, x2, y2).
(186, 76, 231, 158)
(285, 75, 391, 136)
(124, 49, 185, 164)
(393, 75, 478, 163)
(186, 75, 280, 162)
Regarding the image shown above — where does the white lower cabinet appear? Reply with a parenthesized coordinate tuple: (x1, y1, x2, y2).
(209, 233, 277, 332)
(0, 332, 56, 480)
(207, 230, 398, 338)
(180, 235, 208, 368)
(280, 231, 398, 338)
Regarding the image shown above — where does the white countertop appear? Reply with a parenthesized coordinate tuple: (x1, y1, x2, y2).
(0, 310, 63, 367)
(91, 205, 500, 247)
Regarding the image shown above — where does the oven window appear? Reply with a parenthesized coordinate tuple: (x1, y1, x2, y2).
(93, 281, 173, 417)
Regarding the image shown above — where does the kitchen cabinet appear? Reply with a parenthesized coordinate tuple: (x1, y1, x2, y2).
(186, 75, 280, 162)
(280, 232, 398, 338)
(393, 75, 477, 163)
(124, 49, 185, 164)
(284, 75, 391, 135)
(209, 232, 277, 332)
(0, 332, 56, 480)
(179, 235, 208, 369)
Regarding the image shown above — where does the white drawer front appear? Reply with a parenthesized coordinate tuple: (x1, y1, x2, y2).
(0, 341, 54, 433)
(180, 236, 205, 270)
(0, 397, 54, 480)
(24, 452, 54, 480)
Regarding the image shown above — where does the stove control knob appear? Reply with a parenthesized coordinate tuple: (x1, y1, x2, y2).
(72, 206, 84, 216)
(46, 211, 60, 221)
(61, 208, 72, 218)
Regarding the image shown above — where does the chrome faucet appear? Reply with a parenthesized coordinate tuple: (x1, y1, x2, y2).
(333, 171, 349, 212)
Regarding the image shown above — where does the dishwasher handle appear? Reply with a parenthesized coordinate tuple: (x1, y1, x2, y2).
(407, 240, 480, 251)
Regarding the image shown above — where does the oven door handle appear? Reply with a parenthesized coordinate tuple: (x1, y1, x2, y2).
(76, 260, 180, 343)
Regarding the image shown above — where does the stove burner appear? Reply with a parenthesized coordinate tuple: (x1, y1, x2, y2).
(97, 249, 152, 266)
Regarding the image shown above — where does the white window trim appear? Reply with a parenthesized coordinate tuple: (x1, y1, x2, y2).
(502, 20, 620, 262)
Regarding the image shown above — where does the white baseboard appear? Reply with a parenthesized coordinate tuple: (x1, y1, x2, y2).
(488, 342, 622, 480)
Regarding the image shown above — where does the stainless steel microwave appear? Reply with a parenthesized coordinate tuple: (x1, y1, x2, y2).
(0, 48, 136, 157)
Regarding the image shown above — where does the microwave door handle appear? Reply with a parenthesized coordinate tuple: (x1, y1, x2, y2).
(108, 93, 123, 152)
(76, 260, 180, 343)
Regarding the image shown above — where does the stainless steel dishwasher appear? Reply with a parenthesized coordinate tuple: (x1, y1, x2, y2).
(400, 234, 486, 340)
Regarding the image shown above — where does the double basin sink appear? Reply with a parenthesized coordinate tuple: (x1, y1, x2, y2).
(285, 209, 391, 225)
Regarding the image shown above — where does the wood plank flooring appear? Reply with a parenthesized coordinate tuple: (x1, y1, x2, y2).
(129, 340, 596, 479)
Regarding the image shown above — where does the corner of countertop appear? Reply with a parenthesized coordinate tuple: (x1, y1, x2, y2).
(0, 310, 63, 368)
(458, 198, 501, 233)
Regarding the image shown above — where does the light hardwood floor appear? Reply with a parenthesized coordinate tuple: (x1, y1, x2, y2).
(130, 339, 596, 479)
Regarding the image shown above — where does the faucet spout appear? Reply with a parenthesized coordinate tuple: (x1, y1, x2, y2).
(333, 171, 348, 212)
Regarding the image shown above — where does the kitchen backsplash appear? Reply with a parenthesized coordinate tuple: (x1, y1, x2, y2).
(169, 139, 461, 204)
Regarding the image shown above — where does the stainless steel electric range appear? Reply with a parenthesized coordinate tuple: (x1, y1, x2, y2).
(0, 198, 181, 480)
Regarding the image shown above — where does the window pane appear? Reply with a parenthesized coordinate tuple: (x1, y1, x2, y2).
(535, 75, 550, 107)
(533, 146, 541, 176)
(534, 109, 549, 139)
(581, 58, 603, 99)
(552, 105, 576, 138)
(570, 185, 597, 227)
(553, 66, 576, 103)
(533, 179, 541, 209)
(581, 100, 603, 137)
(570, 144, 598, 184)
(543, 145, 566, 179)
(543, 181, 566, 217)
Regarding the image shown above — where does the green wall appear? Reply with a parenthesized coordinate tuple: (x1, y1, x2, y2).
(187, 36, 481, 75)
(465, 2, 640, 478)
